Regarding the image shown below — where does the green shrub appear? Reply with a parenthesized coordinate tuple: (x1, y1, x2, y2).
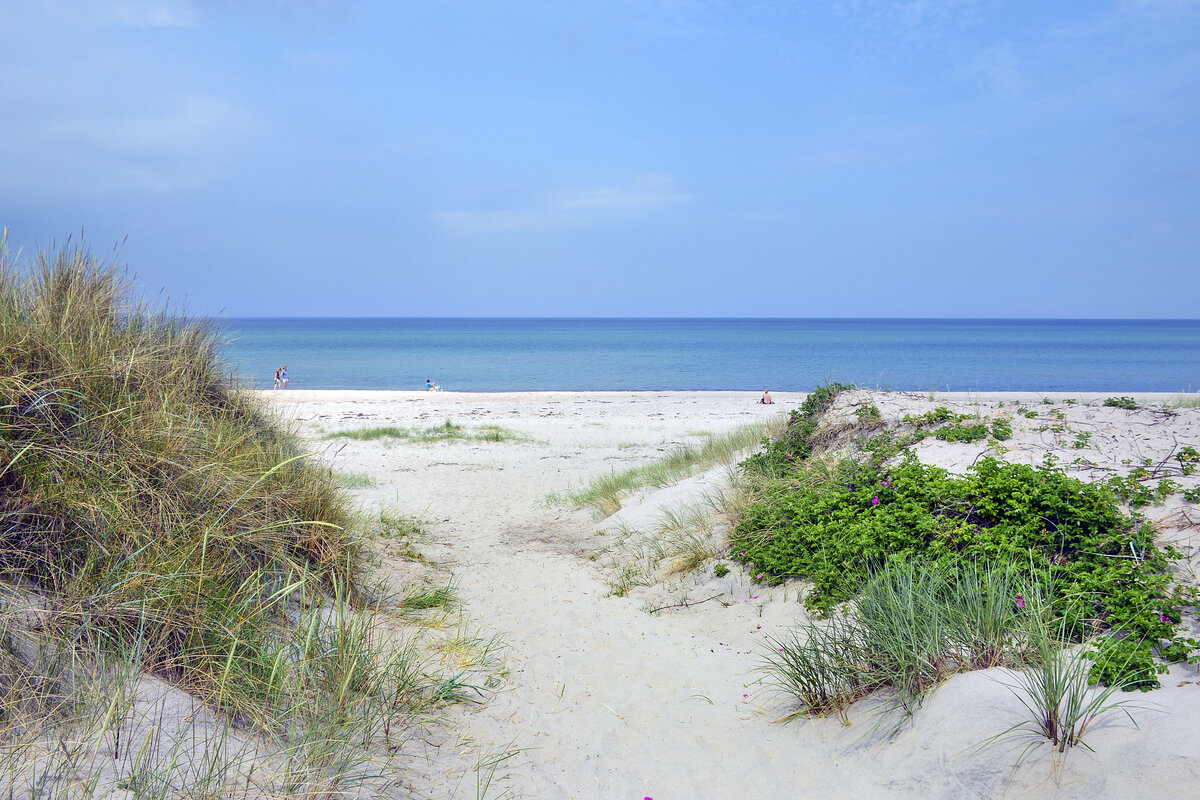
(1104, 396, 1139, 410)
(733, 437, 1193, 689)
(740, 383, 852, 477)
(854, 404, 882, 423)
(1177, 445, 1199, 475)
(1083, 635, 1165, 692)
(934, 421, 989, 442)
(903, 407, 957, 429)
(990, 417, 1013, 440)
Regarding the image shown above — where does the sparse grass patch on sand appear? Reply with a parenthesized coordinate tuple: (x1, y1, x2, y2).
(338, 470, 379, 488)
(1171, 392, 1200, 408)
(324, 421, 530, 444)
(552, 417, 786, 516)
(991, 612, 1150, 760)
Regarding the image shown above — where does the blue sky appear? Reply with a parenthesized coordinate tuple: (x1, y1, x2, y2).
(2, 1, 1198, 318)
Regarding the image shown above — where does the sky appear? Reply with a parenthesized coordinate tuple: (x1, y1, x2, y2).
(1, 1, 1198, 318)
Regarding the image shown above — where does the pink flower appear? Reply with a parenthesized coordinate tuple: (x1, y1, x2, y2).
(1015, 594, 1026, 609)
(871, 496, 880, 506)
(1160, 613, 1170, 622)
(881, 480, 890, 487)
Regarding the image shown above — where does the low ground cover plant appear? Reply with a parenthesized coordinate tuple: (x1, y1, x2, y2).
(736, 386, 1196, 697)
(1104, 396, 1140, 410)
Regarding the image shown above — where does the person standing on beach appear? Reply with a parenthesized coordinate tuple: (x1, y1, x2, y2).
(281, 365, 289, 389)
(273, 367, 281, 390)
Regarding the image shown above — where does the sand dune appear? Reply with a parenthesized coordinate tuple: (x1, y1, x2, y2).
(264, 389, 1200, 799)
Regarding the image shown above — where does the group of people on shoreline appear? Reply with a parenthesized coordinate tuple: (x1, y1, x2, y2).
(272, 365, 289, 390)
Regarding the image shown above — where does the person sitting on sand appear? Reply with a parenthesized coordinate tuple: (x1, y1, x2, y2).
(759, 390, 773, 405)
(426, 379, 433, 391)
(280, 365, 289, 389)
(273, 367, 281, 390)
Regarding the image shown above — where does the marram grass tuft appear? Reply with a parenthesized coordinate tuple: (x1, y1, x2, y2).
(0, 239, 359, 707)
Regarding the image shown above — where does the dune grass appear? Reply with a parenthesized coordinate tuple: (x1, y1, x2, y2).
(324, 421, 529, 444)
(760, 561, 1048, 721)
(551, 417, 787, 516)
(0, 239, 499, 796)
(1171, 392, 1200, 408)
(337, 470, 378, 488)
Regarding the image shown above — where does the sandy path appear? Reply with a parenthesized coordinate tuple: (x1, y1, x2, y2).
(264, 391, 1200, 800)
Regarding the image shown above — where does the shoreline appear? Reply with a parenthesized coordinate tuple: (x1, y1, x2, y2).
(256, 388, 1194, 403)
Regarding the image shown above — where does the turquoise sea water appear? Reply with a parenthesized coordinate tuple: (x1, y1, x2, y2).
(214, 318, 1200, 393)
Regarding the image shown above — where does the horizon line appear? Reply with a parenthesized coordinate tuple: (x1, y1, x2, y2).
(207, 315, 1200, 322)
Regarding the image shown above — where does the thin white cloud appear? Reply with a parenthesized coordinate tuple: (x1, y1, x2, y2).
(0, 95, 258, 197)
(46, 96, 254, 158)
(966, 44, 1026, 98)
(110, 1, 197, 27)
(555, 173, 691, 211)
(433, 174, 692, 233)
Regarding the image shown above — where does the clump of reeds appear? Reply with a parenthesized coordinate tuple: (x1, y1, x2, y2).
(760, 561, 1048, 719)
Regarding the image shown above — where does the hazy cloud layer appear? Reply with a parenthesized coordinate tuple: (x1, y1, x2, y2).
(434, 175, 692, 233)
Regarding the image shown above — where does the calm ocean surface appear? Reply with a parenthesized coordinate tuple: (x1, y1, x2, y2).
(214, 318, 1200, 393)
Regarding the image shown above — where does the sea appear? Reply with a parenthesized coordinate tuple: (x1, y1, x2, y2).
(213, 318, 1200, 393)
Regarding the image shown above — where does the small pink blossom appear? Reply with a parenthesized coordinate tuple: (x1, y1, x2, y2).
(871, 496, 880, 506)
(1015, 594, 1026, 609)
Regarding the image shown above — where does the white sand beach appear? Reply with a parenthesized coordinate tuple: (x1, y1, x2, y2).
(263, 389, 1200, 800)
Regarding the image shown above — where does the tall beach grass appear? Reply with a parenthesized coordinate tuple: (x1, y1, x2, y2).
(0, 239, 498, 795)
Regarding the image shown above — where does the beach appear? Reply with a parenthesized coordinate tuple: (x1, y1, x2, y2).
(261, 389, 1200, 799)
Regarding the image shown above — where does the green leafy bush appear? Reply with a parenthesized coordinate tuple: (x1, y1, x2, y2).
(935, 421, 989, 442)
(990, 417, 1013, 440)
(733, 395, 1195, 690)
(740, 383, 853, 477)
(1104, 396, 1139, 410)
(903, 407, 957, 429)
